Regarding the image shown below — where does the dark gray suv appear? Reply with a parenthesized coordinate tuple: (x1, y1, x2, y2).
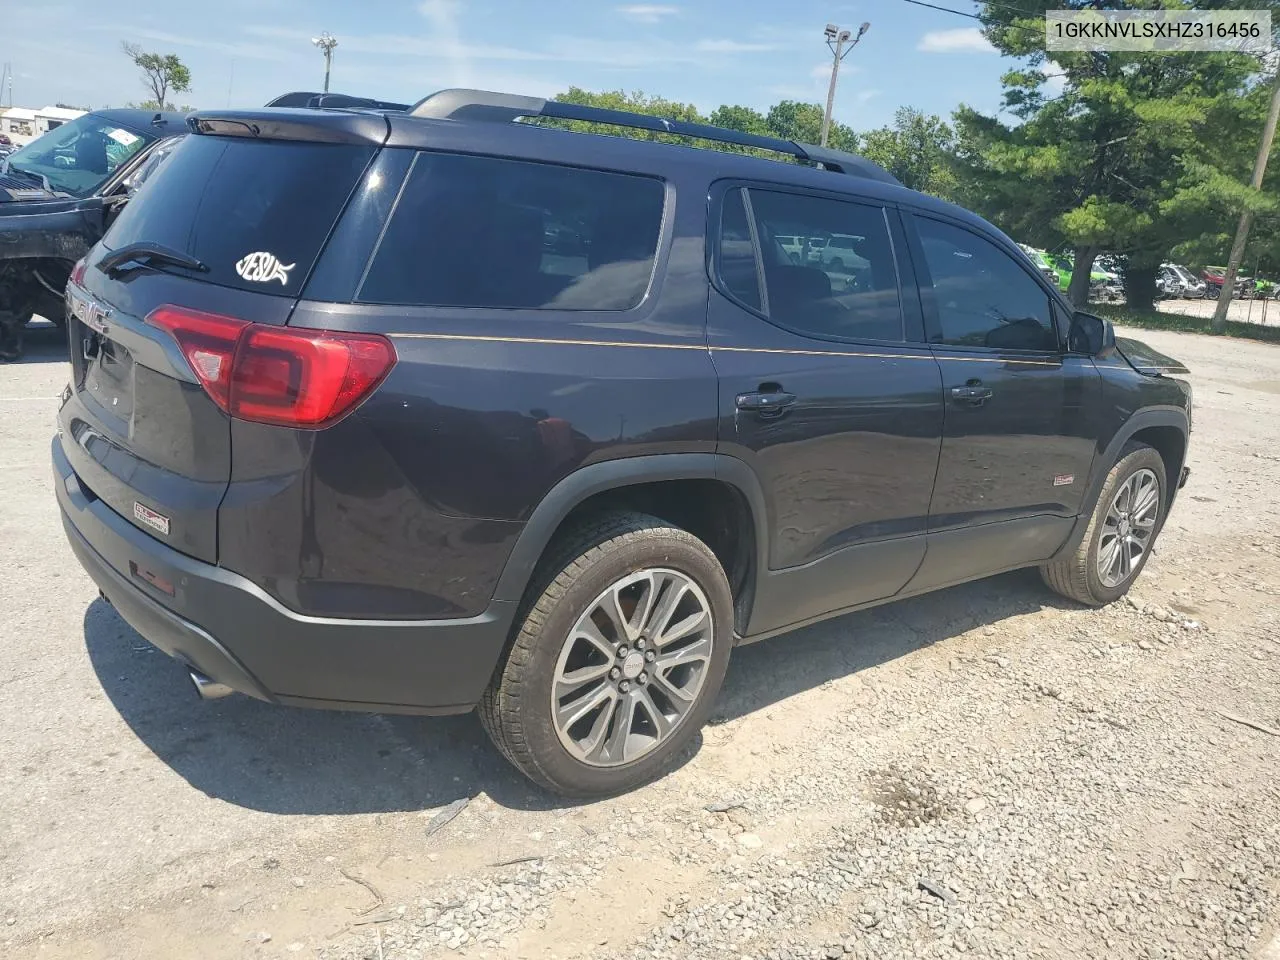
(54, 90, 1191, 796)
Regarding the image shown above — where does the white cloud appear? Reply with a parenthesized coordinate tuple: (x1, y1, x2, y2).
(695, 39, 775, 53)
(419, 0, 468, 86)
(855, 89, 881, 103)
(916, 27, 996, 54)
(617, 4, 679, 23)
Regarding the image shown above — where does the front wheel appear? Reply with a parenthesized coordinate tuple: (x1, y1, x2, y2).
(479, 513, 733, 797)
(1040, 443, 1167, 606)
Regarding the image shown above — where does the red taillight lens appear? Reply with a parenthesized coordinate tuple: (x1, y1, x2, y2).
(148, 306, 246, 412)
(146, 305, 396, 428)
(70, 258, 87, 288)
(232, 325, 397, 427)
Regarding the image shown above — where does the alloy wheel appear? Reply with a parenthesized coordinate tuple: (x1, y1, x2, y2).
(1097, 468, 1160, 587)
(550, 568, 714, 767)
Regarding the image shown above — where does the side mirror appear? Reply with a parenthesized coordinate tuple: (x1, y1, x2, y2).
(1068, 311, 1116, 358)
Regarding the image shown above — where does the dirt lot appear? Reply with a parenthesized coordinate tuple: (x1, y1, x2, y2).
(2, 322, 1278, 960)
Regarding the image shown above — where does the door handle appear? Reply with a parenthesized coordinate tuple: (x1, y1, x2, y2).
(950, 382, 993, 405)
(736, 389, 797, 416)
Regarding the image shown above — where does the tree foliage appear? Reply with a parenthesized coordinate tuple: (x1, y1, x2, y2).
(548, 88, 859, 159)
(121, 42, 192, 112)
(952, 0, 1274, 306)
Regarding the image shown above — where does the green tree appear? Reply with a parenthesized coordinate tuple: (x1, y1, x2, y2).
(954, 1, 1268, 308)
(859, 107, 959, 200)
(763, 100, 858, 151)
(121, 42, 192, 112)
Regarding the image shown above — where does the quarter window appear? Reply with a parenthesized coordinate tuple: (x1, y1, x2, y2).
(359, 153, 665, 311)
(738, 188, 903, 342)
(916, 217, 1057, 351)
(717, 188, 760, 311)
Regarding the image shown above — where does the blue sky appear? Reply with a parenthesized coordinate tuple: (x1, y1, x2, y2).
(3, 0, 1050, 131)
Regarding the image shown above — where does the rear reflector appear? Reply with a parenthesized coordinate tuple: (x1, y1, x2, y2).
(146, 305, 396, 428)
(70, 257, 87, 288)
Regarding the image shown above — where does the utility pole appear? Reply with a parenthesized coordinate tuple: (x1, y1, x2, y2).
(821, 21, 869, 147)
(1212, 67, 1280, 333)
(311, 32, 338, 93)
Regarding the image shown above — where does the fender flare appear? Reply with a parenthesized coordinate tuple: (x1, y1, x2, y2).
(491, 453, 771, 604)
(1053, 405, 1189, 561)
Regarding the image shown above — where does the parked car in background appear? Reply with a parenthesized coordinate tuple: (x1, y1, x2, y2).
(1018, 244, 1061, 286)
(1156, 266, 1183, 299)
(1165, 264, 1206, 298)
(55, 88, 1192, 796)
(1203, 266, 1248, 299)
(0, 108, 187, 360)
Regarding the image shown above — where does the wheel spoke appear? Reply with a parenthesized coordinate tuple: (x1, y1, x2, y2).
(658, 608, 709, 646)
(596, 692, 638, 763)
(1132, 484, 1159, 522)
(573, 618, 616, 661)
(655, 634, 712, 671)
(629, 572, 659, 638)
(646, 579, 689, 640)
(650, 668, 697, 707)
(1119, 538, 1133, 578)
(1098, 537, 1120, 579)
(554, 662, 613, 700)
(599, 586, 634, 643)
(635, 686, 675, 737)
(556, 682, 616, 734)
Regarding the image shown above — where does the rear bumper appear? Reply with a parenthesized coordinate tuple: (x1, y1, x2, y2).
(54, 436, 516, 715)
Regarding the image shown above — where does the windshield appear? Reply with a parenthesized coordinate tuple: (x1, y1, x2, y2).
(3, 114, 156, 197)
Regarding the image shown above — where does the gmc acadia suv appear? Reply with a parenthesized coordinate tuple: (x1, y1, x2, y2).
(54, 90, 1192, 796)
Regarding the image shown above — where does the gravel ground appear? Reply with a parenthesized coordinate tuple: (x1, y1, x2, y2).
(1, 321, 1278, 960)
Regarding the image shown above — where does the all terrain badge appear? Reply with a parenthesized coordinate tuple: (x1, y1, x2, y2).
(235, 251, 295, 285)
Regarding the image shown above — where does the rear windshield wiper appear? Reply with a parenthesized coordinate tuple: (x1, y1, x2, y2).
(99, 241, 209, 276)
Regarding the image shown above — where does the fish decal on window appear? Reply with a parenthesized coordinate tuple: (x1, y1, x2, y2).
(235, 251, 296, 285)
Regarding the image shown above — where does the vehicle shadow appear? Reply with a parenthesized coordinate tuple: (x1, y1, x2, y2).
(84, 569, 1067, 816)
(17, 319, 68, 363)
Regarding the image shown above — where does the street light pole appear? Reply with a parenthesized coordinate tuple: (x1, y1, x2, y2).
(821, 21, 869, 148)
(311, 32, 338, 93)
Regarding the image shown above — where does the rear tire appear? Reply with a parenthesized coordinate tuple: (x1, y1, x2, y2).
(479, 512, 733, 797)
(1040, 443, 1167, 606)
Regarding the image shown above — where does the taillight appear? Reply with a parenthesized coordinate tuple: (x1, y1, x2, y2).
(148, 306, 246, 412)
(70, 258, 87, 288)
(146, 305, 396, 428)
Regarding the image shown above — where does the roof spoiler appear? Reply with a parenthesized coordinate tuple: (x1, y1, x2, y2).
(265, 91, 410, 111)
(407, 88, 901, 185)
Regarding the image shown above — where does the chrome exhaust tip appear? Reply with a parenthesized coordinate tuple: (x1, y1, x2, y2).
(189, 669, 233, 700)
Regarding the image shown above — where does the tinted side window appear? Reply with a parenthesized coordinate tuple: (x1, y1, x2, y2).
(916, 218, 1056, 351)
(747, 189, 903, 342)
(359, 153, 664, 311)
(717, 188, 760, 311)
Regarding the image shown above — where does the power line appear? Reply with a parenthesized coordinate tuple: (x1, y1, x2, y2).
(897, 0, 1054, 41)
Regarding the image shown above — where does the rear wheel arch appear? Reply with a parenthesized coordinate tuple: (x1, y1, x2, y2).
(491, 454, 769, 636)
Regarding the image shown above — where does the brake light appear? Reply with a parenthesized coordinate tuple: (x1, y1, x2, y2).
(146, 305, 396, 428)
(70, 258, 87, 288)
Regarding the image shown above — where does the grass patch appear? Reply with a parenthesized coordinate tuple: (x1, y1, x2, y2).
(1092, 304, 1280, 346)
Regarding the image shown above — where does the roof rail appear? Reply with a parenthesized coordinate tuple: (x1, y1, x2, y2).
(408, 88, 901, 186)
(265, 91, 410, 111)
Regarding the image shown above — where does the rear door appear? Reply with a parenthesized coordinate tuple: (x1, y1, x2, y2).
(709, 184, 944, 636)
(59, 123, 379, 561)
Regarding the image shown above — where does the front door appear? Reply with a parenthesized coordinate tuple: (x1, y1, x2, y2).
(903, 212, 1099, 587)
(709, 185, 944, 636)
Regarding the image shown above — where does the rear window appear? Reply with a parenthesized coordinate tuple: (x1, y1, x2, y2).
(358, 152, 665, 311)
(102, 134, 375, 296)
